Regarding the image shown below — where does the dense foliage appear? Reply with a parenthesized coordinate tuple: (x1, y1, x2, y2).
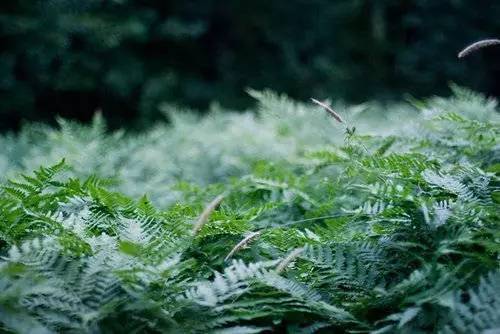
(0, 87, 499, 333)
(2, 0, 500, 130)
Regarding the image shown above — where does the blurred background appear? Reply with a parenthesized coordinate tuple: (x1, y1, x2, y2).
(1, 0, 499, 132)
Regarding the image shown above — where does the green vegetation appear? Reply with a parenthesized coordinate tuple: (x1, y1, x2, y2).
(0, 87, 499, 333)
(1, 1, 500, 130)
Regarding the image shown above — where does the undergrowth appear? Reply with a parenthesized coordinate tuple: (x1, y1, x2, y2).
(0, 86, 499, 333)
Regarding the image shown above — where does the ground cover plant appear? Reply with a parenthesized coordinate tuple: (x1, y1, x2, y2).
(0, 86, 499, 333)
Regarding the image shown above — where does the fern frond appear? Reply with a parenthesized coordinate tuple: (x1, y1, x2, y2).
(184, 260, 277, 307)
(443, 270, 500, 334)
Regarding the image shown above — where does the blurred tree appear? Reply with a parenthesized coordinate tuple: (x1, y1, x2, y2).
(0, 0, 499, 131)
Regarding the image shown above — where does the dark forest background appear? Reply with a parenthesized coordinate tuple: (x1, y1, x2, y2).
(1, 0, 500, 131)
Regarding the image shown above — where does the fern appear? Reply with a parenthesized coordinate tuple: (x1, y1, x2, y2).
(0, 89, 498, 332)
(184, 260, 276, 307)
(443, 271, 500, 334)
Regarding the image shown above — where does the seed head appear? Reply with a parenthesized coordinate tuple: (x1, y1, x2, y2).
(458, 39, 500, 59)
(192, 194, 225, 235)
(275, 247, 305, 274)
(224, 231, 262, 261)
(311, 98, 344, 124)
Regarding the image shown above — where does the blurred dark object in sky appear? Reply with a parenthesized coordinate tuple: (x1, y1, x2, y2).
(0, 0, 499, 131)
